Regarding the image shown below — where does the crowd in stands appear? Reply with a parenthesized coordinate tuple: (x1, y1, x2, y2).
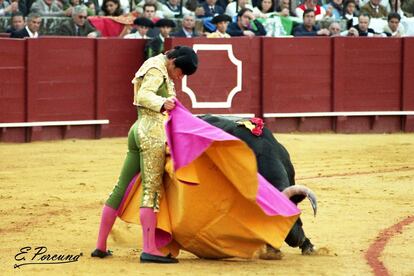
(1, 0, 413, 48)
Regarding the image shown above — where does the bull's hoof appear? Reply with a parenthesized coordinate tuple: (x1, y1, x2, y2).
(259, 245, 283, 260)
(300, 238, 315, 255)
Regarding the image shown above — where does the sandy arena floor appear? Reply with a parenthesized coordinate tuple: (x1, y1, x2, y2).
(1, 133, 413, 275)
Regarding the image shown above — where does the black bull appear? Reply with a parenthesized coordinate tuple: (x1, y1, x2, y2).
(199, 115, 315, 254)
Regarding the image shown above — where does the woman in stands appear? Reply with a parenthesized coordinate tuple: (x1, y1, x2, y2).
(342, 0, 358, 29)
(100, 0, 123, 16)
(253, 0, 276, 18)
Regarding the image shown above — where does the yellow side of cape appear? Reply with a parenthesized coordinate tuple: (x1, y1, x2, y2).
(119, 141, 299, 258)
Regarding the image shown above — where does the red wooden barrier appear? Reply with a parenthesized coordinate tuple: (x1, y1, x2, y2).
(333, 37, 403, 133)
(402, 37, 414, 132)
(1, 37, 413, 142)
(96, 38, 147, 137)
(262, 37, 333, 132)
(26, 37, 97, 140)
(0, 39, 26, 142)
(167, 37, 262, 118)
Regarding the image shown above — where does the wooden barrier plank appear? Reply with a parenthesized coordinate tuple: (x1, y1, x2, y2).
(0, 39, 26, 142)
(26, 37, 96, 140)
(402, 37, 414, 132)
(262, 37, 333, 132)
(333, 37, 403, 133)
(96, 38, 146, 137)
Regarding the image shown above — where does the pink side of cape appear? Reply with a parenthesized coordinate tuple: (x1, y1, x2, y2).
(165, 101, 300, 217)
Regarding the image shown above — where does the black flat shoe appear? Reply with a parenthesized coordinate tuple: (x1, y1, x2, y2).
(140, 252, 178, 264)
(91, 249, 113, 258)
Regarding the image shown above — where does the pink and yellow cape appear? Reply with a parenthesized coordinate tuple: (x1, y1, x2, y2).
(118, 102, 300, 258)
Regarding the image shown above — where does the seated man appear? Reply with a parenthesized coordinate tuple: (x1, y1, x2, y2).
(198, 0, 225, 18)
(360, 0, 388, 18)
(6, 12, 25, 33)
(328, 21, 341, 36)
(136, 1, 164, 21)
(58, 5, 100, 37)
(293, 9, 330, 36)
(124, 17, 154, 39)
(207, 13, 232, 38)
(383, 12, 405, 37)
(10, 12, 41, 38)
(226, 8, 266, 37)
(171, 14, 199, 37)
(161, 0, 194, 19)
(343, 13, 378, 36)
(295, 0, 326, 21)
(30, 0, 70, 16)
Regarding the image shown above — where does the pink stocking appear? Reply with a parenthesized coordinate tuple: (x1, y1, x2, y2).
(96, 205, 117, 252)
(140, 207, 164, 256)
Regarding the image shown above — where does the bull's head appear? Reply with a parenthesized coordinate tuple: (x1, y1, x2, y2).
(282, 185, 317, 217)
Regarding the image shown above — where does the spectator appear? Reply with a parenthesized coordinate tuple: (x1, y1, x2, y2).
(136, 0, 164, 19)
(124, 17, 154, 38)
(383, 12, 405, 36)
(343, 0, 358, 28)
(253, 0, 276, 18)
(276, 0, 296, 16)
(354, 0, 362, 13)
(3, 0, 27, 16)
(225, 0, 254, 17)
(328, 21, 341, 35)
(184, 0, 198, 12)
(324, 0, 343, 20)
(16, 0, 28, 16)
(0, 0, 19, 16)
(119, 0, 129, 13)
(344, 13, 377, 36)
(10, 12, 41, 38)
(100, 0, 123, 16)
(389, 0, 405, 17)
(171, 14, 199, 37)
(140, 3, 162, 37)
(63, 0, 80, 10)
(343, 0, 357, 18)
(360, 0, 388, 18)
(227, 8, 267, 36)
(402, 0, 414, 17)
(6, 11, 25, 33)
(58, 5, 101, 37)
(359, 0, 390, 13)
(99, 0, 128, 13)
(295, 0, 326, 20)
(293, 8, 330, 36)
(198, 0, 225, 18)
(142, 3, 161, 23)
(85, 1, 97, 15)
(87, 0, 101, 15)
(144, 18, 175, 59)
(207, 13, 231, 37)
(216, 0, 230, 10)
(161, 0, 194, 19)
(30, 0, 69, 16)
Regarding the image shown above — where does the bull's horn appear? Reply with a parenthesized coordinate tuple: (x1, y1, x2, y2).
(283, 185, 317, 217)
